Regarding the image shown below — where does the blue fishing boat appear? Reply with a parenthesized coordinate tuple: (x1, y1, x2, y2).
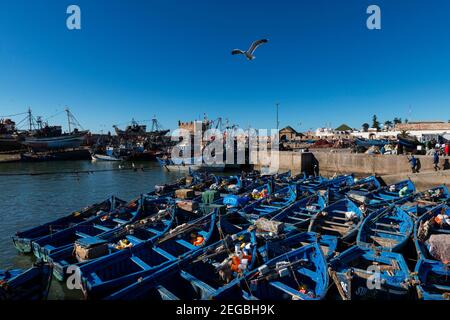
(414, 259, 450, 300)
(238, 185, 297, 220)
(404, 186, 450, 218)
(329, 175, 381, 202)
(212, 242, 329, 300)
(414, 204, 450, 263)
(296, 175, 354, 199)
(259, 231, 338, 261)
(222, 183, 272, 210)
(48, 202, 179, 281)
(357, 206, 413, 252)
(374, 180, 416, 201)
(328, 246, 411, 300)
(32, 195, 168, 262)
(308, 198, 364, 242)
(325, 175, 356, 193)
(348, 179, 415, 209)
(218, 212, 252, 235)
(355, 137, 390, 148)
(269, 170, 294, 185)
(0, 263, 52, 300)
(296, 175, 328, 192)
(397, 134, 420, 149)
(271, 194, 327, 231)
(79, 210, 219, 299)
(12, 196, 126, 253)
(105, 229, 258, 300)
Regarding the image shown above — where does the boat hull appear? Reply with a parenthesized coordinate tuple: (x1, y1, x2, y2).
(22, 132, 87, 151)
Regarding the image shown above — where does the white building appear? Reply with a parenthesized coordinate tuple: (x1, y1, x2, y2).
(351, 121, 450, 142)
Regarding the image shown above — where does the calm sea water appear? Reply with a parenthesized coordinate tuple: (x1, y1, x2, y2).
(0, 160, 184, 299)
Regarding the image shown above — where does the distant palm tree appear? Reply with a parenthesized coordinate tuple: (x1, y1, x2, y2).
(362, 123, 370, 132)
(399, 130, 409, 138)
(384, 120, 393, 129)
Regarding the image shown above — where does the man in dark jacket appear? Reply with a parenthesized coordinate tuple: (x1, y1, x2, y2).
(433, 150, 440, 171)
(408, 155, 417, 173)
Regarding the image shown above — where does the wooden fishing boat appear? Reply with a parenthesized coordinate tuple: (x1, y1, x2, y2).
(212, 242, 329, 300)
(238, 185, 297, 220)
(12, 196, 126, 253)
(271, 194, 327, 231)
(414, 259, 450, 300)
(0, 263, 52, 301)
(328, 246, 411, 300)
(221, 183, 272, 211)
(296, 175, 328, 192)
(308, 198, 364, 243)
(329, 175, 381, 203)
(259, 231, 338, 262)
(357, 205, 413, 252)
(347, 180, 415, 209)
(403, 186, 450, 218)
(372, 180, 416, 202)
(414, 204, 450, 263)
(105, 229, 258, 300)
(355, 137, 390, 148)
(32, 195, 166, 262)
(48, 202, 180, 281)
(325, 175, 356, 194)
(78, 210, 219, 299)
(269, 170, 293, 184)
(218, 211, 252, 235)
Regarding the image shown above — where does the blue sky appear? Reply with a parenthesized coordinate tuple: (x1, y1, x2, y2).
(0, 0, 449, 133)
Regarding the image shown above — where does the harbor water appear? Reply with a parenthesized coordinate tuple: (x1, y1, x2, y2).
(0, 160, 184, 299)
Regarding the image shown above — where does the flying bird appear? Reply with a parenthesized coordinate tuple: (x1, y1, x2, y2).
(231, 39, 268, 60)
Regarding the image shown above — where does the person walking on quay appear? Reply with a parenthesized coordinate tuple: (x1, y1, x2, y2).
(433, 150, 441, 171)
(445, 143, 449, 156)
(408, 155, 418, 173)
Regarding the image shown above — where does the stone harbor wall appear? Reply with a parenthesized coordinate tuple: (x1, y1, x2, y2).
(252, 150, 449, 182)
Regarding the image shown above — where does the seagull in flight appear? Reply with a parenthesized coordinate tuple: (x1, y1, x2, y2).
(231, 39, 268, 60)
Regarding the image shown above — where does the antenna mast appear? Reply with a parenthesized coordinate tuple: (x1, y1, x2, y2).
(276, 103, 280, 130)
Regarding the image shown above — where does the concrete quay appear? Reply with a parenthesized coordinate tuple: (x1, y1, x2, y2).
(252, 150, 449, 190)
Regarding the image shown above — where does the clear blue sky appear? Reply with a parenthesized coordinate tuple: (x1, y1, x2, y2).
(1, 0, 449, 133)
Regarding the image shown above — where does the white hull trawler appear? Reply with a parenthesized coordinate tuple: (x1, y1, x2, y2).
(23, 131, 88, 151)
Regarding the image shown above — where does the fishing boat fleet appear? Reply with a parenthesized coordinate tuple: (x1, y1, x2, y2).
(0, 111, 173, 163)
(2, 170, 450, 300)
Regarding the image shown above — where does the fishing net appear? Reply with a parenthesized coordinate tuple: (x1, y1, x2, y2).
(428, 234, 450, 264)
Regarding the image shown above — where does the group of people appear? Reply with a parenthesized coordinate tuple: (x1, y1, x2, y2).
(408, 147, 447, 173)
(426, 140, 450, 156)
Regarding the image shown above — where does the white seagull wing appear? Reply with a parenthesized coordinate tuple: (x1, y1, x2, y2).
(247, 39, 268, 54)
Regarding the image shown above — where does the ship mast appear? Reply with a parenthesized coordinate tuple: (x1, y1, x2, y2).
(65, 107, 84, 133)
(28, 107, 33, 131)
(65, 107, 72, 133)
